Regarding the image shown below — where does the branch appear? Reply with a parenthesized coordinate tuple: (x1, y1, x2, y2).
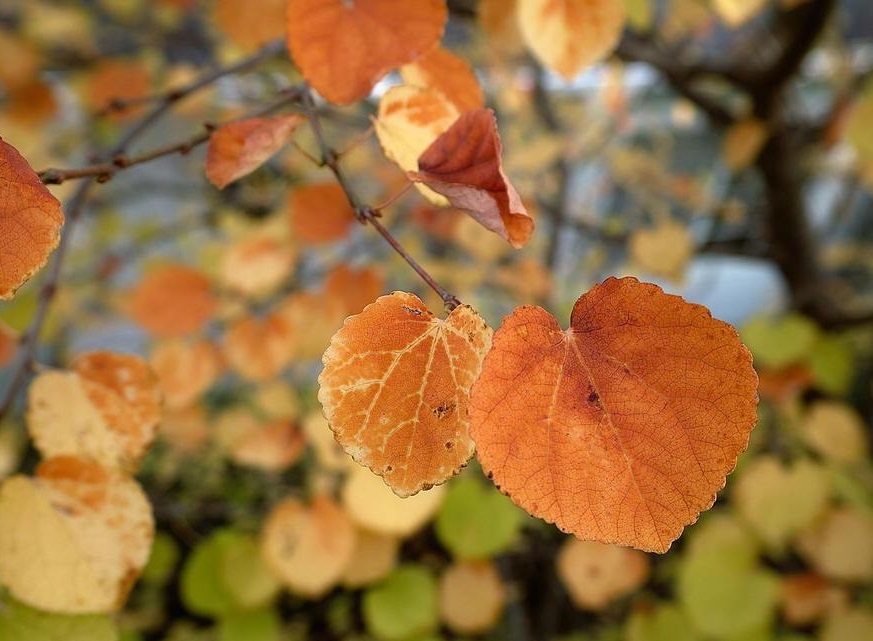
(615, 33, 738, 126)
(38, 87, 304, 185)
(298, 87, 461, 311)
(0, 39, 288, 423)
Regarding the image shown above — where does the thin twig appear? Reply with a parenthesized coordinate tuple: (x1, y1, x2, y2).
(38, 86, 304, 185)
(299, 87, 461, 310)
(0, 39, 288, 423)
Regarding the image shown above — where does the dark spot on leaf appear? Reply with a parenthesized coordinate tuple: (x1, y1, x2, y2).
(432, 401, 456, 419)
(401, 305, 422, 316)
(444, 441, 453, 450)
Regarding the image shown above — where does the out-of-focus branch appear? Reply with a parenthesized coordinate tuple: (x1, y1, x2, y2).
(0, 39, 288, 423)
(299, 87, 461, 310)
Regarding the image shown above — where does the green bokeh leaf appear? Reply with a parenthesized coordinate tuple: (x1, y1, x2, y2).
(363, 565, 438, 641)
(741, 314, 819, 370)
(181, 528, 277, 617)
(808, 335, 853, 396)
(217, 609, 279, 641)
(0, 597, 118, 641)
(141, 531, 180, 585)
(435, 476, 524, 560)
(626, 603, 700, 641)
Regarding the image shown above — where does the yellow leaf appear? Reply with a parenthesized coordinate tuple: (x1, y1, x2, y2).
(439, 561, 506, 634)
(0, 458, 154, 613)
(517, 0, 626, 79)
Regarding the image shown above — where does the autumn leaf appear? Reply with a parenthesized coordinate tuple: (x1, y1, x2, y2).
(0, 457, 154, 613)
(150, 339, 223, 410)
(374, 85, 460, 206)
(219, 233, 297, 299)
(324, 263, 385, 315)
(0, 136, 64, 299)
(205, 115, 304, 189)
(124, 264, 216, 337)
(439, 561, 506, 634)
(318, 292, 492, 497)
(286, 0, 447, 105)
(28, 352, 162, 472)
(261, 495, 356, 597)
(341, 527, 400, 588)
(223, 311, 296, 382)
(470, 276, 758, 553)
(517, 0, 627, 80)
(399, 46, 485, 113)
(213, 0, 287, 51)
(287, 182, 355, 244)
(556, 538, 650, 610)
(723, 118, 768, 171)
(409, 109, 534, 248)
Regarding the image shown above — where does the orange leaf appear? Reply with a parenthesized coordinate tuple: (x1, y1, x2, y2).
(0, 137, 64, 299)
(86, 59, 152, 121)
(400, 46, 485, 113)
(517, 0, 626, 80)
(125, 264, 216, 337)
(150, 339, 223, 410)
(286, 0, 447, 105)
(213, 0, 288, 51)
(205, 115, 304, 189)
(287, 182, 355, 244)
(318, 292, 493, 497)
(324, 263, 385, 315)
(223, 312, 296, 382)
(470, 277, 758, 553)
(410, 109, 534, 249)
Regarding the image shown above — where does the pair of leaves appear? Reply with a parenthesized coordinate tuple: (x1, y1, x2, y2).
(319, 278, 758, 552)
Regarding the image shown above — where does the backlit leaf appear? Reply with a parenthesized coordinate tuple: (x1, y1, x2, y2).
(399, 46, 485, 113)
(363, 565, 438, 641)
(374, 85, 460, 206)
(286, 0, 447, 105)
(318, 292, 492, 496)
(517, 0, 626, 80)
(0, 457, 154, 613)
(206, 115, 304, 188)
(0, 136, 64, 299)
(261, 495, 356, 597)
(410, 109, 534, 248)
(470, 276, 758, 553)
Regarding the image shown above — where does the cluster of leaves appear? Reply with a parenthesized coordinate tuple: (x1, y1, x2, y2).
(1, 0, 872, 640)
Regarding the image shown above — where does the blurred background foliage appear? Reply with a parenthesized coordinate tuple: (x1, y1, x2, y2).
(0, 0, 872, 640)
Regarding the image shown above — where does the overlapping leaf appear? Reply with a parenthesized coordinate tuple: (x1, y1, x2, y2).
(470, 276, 759, 552)
(286, 0, 446, 104)
(410, 109, 534, 248)
(318, 292, 492, 497)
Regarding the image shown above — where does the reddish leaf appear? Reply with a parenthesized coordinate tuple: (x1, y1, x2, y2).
(286, 0, 447, 105)
(0, 137, 64, 299)
(318, 292, 492, 497)
(410, 109, 534, 249)
(470, 277, 758, 553)
(205, 115, 304, 189)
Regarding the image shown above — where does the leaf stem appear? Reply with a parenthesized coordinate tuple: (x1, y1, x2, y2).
(0, 39, 288, 423)
(299, 87, 461, 311)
